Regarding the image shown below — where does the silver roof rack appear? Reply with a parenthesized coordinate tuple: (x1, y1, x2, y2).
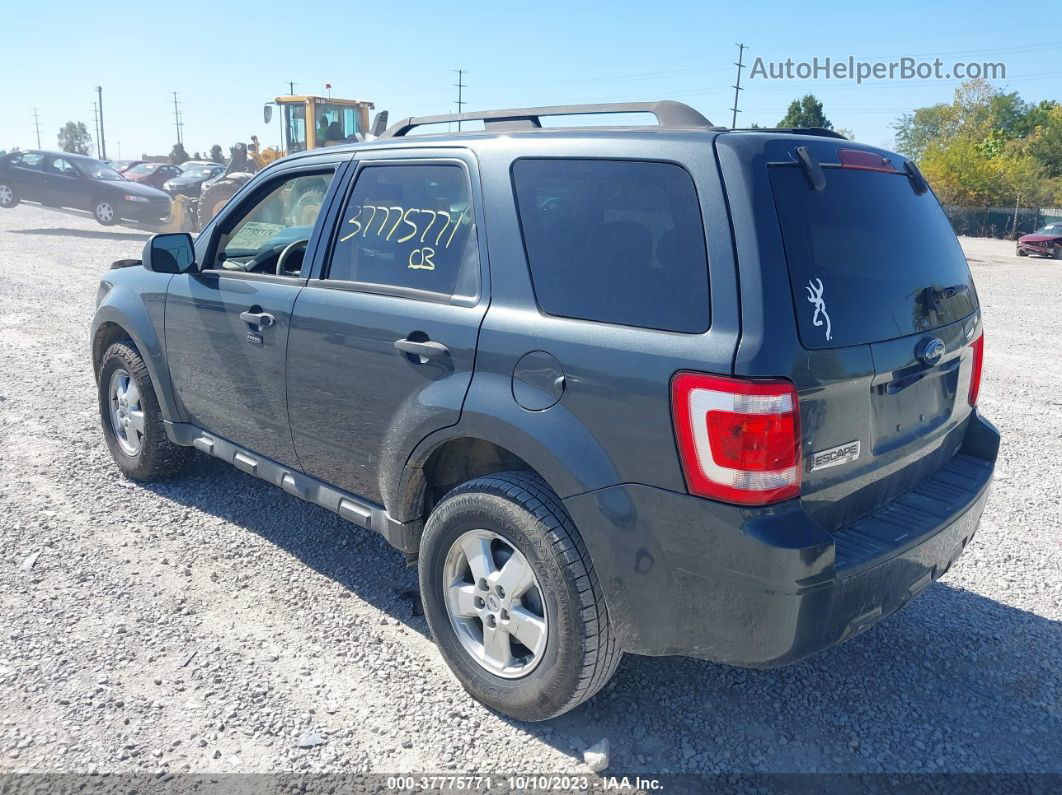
(380, 100, 715, 138)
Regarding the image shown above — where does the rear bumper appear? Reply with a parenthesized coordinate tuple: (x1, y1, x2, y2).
(563, 413, 998, 667)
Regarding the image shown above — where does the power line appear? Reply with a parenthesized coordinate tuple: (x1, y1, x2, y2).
(730, 43, 747, 129)
(96, 86, 107, 160)
(454, 69, 467, 130)
(32, 108, 42, 148)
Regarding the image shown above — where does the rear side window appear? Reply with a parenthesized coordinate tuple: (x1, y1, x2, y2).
(769, 165, 977, 349)
(328, 164, 480, 300)
(512, 159, 710, 333)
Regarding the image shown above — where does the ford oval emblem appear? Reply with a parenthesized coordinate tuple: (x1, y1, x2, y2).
(918, 338, 946, 365)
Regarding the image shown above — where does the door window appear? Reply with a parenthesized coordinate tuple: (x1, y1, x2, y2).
(16, 153, 45, 170)
(327, 164, 480, 300)
(210, 171, 335, 277)
(49, 157, 78, 176)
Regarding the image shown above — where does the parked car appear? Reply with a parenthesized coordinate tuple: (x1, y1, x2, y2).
(123, 161, 183, 191)
(1016, 222, 1062, 258)
(109, 159, 148, 174)
(0, 150, 171, 225)
(90, 101, 997, 721)
(163, 162, 225, 198)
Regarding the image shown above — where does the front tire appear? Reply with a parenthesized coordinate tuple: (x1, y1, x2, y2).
(94, 198, 118, 226)
(419, 471, 621, 721)
(1016, 246, 1027, 257)
(0, 183, 19, 208)
(97, 341, 193, 481)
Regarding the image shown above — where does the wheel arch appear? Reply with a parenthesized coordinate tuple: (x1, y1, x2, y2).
(92, 295, 179, 423)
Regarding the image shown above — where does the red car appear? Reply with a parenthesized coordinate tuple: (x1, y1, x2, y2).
(123, 162, 182, 191)
(109, 159, 147, 174)
(1016, 222, 1062, 258)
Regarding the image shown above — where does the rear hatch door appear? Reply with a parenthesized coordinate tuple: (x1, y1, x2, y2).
(766, 145, 982, 531)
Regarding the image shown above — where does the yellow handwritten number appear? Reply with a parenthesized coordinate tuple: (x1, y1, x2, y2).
(409, 247, 436, 270)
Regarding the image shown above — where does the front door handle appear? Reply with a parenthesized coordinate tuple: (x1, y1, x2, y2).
(394, 338, 449, 359)
(240, 310, 275, 327)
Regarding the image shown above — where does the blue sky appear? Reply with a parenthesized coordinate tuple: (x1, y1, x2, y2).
(2, 0, 1058, 157)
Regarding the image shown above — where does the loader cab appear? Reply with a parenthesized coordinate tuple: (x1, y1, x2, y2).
(270, 96, 375, 154)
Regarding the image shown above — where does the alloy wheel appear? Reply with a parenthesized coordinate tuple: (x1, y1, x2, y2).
(96, 202, 115, 223)
(442, 528, 548, 678)
(108, 368, 145, 456)
(0, 185, 12, 205)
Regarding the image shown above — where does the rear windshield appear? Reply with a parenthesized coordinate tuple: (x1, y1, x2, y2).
(769, 165, 977, 349)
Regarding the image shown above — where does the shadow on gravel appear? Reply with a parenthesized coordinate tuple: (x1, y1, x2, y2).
(147, 457, 1061, 774)
(9, 227, 151, 241)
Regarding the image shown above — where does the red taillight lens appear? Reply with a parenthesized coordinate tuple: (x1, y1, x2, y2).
(671, 373, 801, 506)
(968, 332, 984, 406)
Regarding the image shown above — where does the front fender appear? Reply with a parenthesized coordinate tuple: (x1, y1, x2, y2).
(389, 371, 621, 522)
(91, 271, 178, 422)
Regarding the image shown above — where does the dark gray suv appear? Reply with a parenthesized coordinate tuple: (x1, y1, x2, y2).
(90, 101, 997, 721)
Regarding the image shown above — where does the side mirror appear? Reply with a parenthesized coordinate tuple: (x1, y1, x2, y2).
(142, 233, 196, 274)
(263, 104, 273, 125)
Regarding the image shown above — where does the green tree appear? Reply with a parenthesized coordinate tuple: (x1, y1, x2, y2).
(57, 121, 92, 155)
(192, 150, 202, 160)
(169, 142, 189, 165)
(894, 104, 949, 160)
(778, 95, 832, 129)
(209, 144, 226, 164)
(1028, 103, 1062, 178)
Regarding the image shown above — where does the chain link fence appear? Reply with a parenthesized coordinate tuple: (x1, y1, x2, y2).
(943, 206, 1062, 239)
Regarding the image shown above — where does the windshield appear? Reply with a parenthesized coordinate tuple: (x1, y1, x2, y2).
(314, 102, 360, 144)
(770, 164, 977, 349)
(1035, 224, 1062, 235)
(128, 163, 159, 175)
(81, 162, 126, 181)
(183, 166, 218, 179)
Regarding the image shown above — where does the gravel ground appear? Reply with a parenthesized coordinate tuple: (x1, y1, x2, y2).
(0, 204, 1059, 776)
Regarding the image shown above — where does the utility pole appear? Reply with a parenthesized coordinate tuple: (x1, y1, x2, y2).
(453, 69, 466, 130)
(96, 85, 107, 160)
(730, 43, 747, 129)
(32, 108, 42, 149)
(92, 102, 100, 157)
(172, 91, 183, 146)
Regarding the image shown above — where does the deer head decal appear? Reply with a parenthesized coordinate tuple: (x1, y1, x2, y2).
(805, 278, 832, 342)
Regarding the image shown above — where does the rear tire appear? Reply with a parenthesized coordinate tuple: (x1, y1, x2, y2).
(1054, 247, 1062, 260)
(0, 183, 18, 208)
(94, 198, 118, 226)
(97, 341, 194, 481)
(419, 471, 621, 721)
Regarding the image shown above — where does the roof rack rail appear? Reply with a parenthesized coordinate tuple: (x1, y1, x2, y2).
(381, 100, 715, 138)
(732, 127, 848, 140)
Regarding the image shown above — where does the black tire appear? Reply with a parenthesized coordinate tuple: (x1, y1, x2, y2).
(97, 341, 194, 481)
(1054, 247, 1062, 260)
(1016, 246, 1027, 257)
(0, 182, 19, 208)
(198, 177, 246, 227)
(93, 198, 118, 226)
(419, 471, 621, 721)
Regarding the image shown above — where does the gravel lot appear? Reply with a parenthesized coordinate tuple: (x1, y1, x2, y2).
(0, 204, 1059, 777)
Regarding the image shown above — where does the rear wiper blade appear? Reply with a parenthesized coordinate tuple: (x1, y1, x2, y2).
(904, 160, 928, 195)
(795, 146, 826, 191)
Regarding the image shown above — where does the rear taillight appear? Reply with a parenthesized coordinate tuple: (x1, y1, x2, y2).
(671, 373, 801, 506)
(968, 332, 984, 406)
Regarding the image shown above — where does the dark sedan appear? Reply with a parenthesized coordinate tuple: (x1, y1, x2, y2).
(0, 150, 171, 226)
(1017, 223, 1062, 258)
(162, 162, 225, 198)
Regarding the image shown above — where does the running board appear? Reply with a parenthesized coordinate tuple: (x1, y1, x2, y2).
(166, 421, 418, 553)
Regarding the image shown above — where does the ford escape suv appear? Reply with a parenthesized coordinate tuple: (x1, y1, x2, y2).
(91, 101, 997, 721)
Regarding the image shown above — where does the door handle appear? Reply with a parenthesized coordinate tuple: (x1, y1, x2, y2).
(394, 338, 449, 359)
(240, 310, 275, 327)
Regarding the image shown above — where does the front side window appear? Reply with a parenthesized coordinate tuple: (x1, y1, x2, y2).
(327, 164, 479, 299)
(512, 159, 710, 333)
(211, 171, 334, 276)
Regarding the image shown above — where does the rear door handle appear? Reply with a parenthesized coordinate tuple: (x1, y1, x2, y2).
(240, 311, 275, 327)
(394, 338, 449, 359)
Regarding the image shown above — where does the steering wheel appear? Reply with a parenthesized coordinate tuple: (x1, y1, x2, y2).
(276, 239, 309, 276)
